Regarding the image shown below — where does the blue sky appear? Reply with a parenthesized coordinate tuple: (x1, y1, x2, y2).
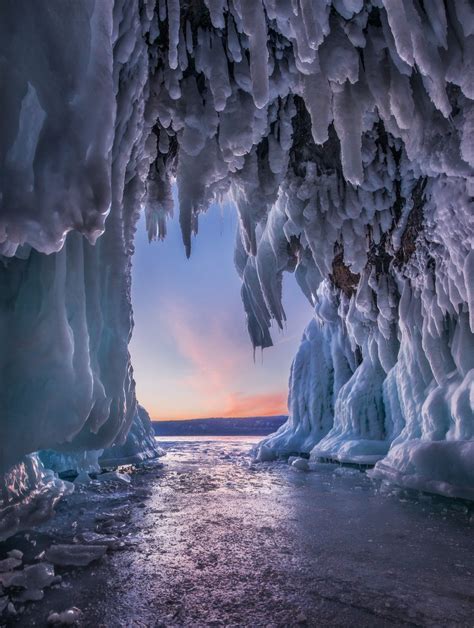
(130, 196, 312, 420)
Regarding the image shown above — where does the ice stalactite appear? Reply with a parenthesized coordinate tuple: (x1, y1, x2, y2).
(0, 0, 473, 538)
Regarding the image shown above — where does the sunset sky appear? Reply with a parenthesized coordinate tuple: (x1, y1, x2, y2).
(130, 193, 312, 421)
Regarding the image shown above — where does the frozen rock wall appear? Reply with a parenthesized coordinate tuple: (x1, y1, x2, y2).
(0, 0, 473, 532)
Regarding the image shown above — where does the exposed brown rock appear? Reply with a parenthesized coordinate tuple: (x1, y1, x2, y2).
(330, 251, 360, 298)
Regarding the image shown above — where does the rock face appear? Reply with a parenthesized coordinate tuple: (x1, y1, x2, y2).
(0, 0, 473, 536)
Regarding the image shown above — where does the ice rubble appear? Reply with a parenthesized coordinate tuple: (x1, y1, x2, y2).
(0, 0, 473, 533)
(47, 608, 83, 626)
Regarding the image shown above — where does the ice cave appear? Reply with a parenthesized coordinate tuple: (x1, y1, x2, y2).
(0, 0, 473, 622)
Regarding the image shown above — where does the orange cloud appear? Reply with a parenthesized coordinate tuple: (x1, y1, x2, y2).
(221, 391, 288, 417)
(151, 391, 287, 420)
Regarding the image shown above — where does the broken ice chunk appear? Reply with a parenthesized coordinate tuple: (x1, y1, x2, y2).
(0, 557, 22, 573)
(96, 471, 131, 484)
(0, 562, 55, 590)
(7, 550, 23, 561)
(291, 458, 310, 471)
(47, 607, 82, 625)
(76, 532, 125, 550)
(45, 544, 107, 567)
(14, 587, 44, 602)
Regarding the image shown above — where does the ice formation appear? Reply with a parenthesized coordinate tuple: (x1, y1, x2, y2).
(0, 0, 473, 536)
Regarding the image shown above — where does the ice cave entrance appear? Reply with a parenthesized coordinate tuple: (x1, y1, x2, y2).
(130, 194, 312, 425)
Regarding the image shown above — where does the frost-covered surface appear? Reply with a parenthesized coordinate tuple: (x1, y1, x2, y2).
(0, 456, 72, 542)
(0, 0, 473, 535)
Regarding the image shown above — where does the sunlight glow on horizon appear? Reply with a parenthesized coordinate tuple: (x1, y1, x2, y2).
(130, 196, 312, 421)
(148, 391, 288, 421)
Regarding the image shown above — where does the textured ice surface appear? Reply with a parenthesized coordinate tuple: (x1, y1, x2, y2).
(0, 456, 72, 542)
(11, 437, 473, 626)
(0, 0, 473, 535)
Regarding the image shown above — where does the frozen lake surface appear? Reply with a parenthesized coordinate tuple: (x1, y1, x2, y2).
(11, 437, 474, 626)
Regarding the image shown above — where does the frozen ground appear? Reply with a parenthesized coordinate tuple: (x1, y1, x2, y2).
(3, 437, 473, 627)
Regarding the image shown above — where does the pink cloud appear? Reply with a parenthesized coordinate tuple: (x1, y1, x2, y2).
(152, 391, 287, 421)
(165, 301, 245, 392)
(148, 302, 287, 420)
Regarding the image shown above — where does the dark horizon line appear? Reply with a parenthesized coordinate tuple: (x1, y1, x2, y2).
(152, 414, 288, 423)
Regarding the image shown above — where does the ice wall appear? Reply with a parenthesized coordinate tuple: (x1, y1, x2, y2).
(0, 0, 473, 531)
(100, 405, 164, 467)
(0, 0, 160, 528)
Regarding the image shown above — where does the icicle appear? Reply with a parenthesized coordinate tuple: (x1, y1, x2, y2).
(226, 13, 242, 62)
(298, 0, 327, 50)
(333, 82, 364, 186)
(389, 61, 415, 130)
(167, 0, 180, 70)
(239, 0, 269, 109)
(204, 0, 227, 29)
(302, 71, 332, 145)
(382, 0, 414, 66)
(185, 20, 193, 54)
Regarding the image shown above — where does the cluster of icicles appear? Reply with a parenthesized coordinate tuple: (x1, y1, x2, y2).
(0, 0, 473, 540)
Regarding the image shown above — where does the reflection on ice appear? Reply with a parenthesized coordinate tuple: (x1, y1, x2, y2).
(1, 437, 473, 626)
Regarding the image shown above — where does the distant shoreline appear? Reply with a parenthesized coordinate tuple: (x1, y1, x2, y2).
(153, 415, 287, 437)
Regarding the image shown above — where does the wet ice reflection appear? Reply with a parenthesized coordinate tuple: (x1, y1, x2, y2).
(12, 436, 474, 626)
